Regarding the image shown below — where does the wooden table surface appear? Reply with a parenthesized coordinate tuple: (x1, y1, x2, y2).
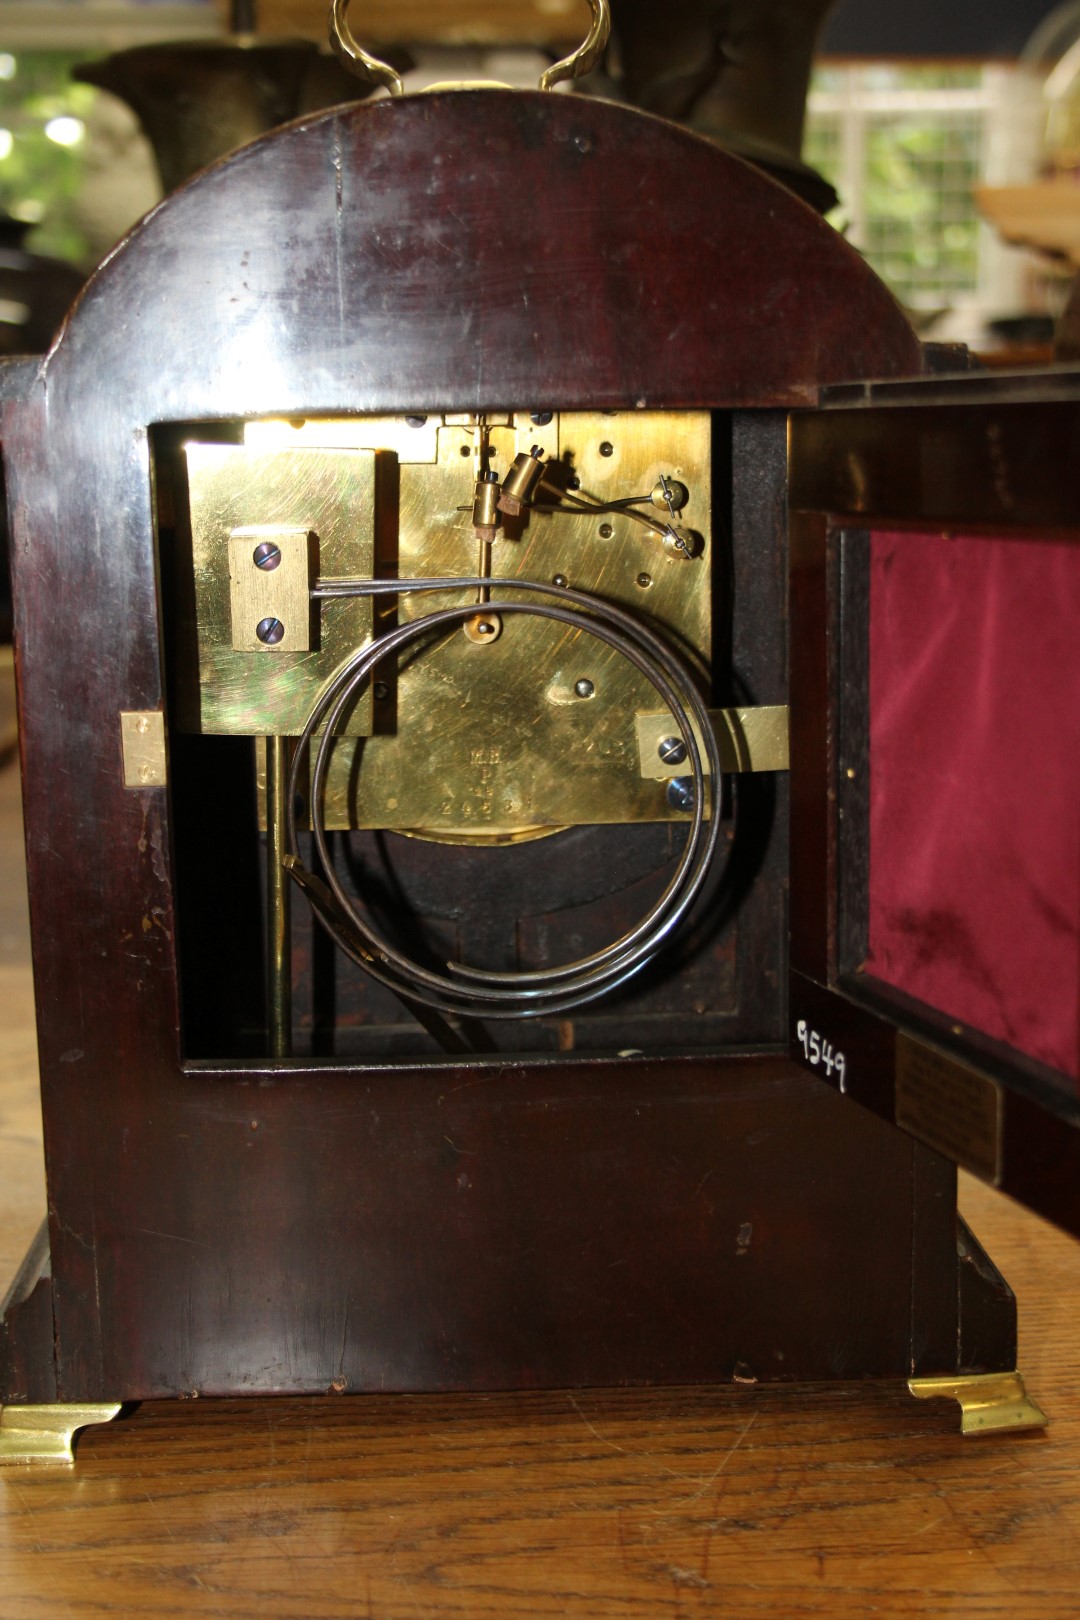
(1, 755, 1079, 1618)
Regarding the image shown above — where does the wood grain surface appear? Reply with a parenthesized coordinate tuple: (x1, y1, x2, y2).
(2, 755, 1080, 1616)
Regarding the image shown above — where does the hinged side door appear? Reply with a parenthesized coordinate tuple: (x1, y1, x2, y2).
(788, 371, 1080, 1234)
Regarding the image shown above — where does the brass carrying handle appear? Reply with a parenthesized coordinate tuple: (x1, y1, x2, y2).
(328, 0, 404, 97)
(327, 0, 611, 96)
(540, 0, 611, 91)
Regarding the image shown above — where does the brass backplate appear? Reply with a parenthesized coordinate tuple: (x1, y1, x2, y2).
(186, 412, 711, 837)
(179, 444, 378, 736)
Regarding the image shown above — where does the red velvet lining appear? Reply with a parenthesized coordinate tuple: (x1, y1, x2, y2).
(867, 529, 1080, 1086)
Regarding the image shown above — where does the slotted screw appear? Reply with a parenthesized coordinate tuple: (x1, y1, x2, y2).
(667, 777, 695, 812)
(658, 736, 687, 766)
(256, 617, 285, 645)
(252, 541, 281, 571)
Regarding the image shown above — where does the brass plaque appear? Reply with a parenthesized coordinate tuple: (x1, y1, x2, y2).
(120, 710, 167, 789)
(180, 444, 378, 736)
(895, 1032, 1003, 1184)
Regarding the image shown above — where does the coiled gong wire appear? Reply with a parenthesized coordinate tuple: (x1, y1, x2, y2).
(285, 576, 724, 1020)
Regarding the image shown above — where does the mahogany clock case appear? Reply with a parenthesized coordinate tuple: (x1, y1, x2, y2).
(0, 92, 1022, 1404)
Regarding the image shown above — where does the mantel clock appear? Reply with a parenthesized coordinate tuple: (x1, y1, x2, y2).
(0, 0, 1076, 1463)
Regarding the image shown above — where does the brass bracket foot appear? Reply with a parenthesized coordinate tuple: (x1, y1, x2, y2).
(908, 1371, 1048, 1435)
(0, 1402, 123, 1465)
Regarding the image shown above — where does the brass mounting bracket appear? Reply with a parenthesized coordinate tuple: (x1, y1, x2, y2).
(908, 1371, 1048, 1436)
(120, 710, 167, 789)
(637, 704, 789, 778)
(0, 1402, 123, 1466)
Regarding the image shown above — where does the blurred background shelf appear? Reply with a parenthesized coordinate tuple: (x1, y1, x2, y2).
(977, 178, 1080, 264)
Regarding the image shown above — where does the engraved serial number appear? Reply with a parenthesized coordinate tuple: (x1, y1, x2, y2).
(469, 746, 501, 820)
(796, 1019, 847, 1088)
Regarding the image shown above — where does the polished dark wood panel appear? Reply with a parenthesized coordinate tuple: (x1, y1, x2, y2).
(0, 1223, 54, 1404)
(0, 1175, 1076, 1619)
(790, 393, 1080, 532)
(40, 93, 920, 421)
(788, 508, 833, 987)
(9, 1042, 990, 1399)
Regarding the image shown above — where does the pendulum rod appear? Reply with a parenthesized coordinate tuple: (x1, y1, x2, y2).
(476, 535, 492, 605)
(266, 733, 293, 1058)
(475, 415, 492, 606)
